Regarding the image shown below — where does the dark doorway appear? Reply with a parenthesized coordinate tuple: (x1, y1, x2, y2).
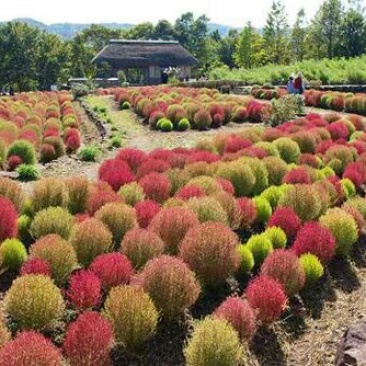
(161, 71, 169, 84)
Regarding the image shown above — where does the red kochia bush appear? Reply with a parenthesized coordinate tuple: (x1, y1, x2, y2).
(149, 207, 199, 254)
(292, 221, 336, 264)
(63, 312, 113, 366)
(179, 222, 240, 287)
(214, 297, 257, 341)
(282, 167, 311, 185)
(67, 270, 102, 310)
(175, 185, 206, 201)
(261, 249, 306, 296)
(98, 159, 135, 191)
(268, 207, 302, 241)
(217, 178, 235, 195)
(139, 172, 171, 203)
(0, 196, 18, 242)
(86, 182, 123, 215)
(245, 275, 287, 324)
(116, 148, 148, 173)
(136, 158, 170, 180)
(237, 197, 257, 229)
(90, 253, 134, 290)
(7, 155, 23, 171)
(135, 200, 161, 228)
(20, 258, 51, 277)
(0, 331, 62, 366)
(224, 136, 252, 154)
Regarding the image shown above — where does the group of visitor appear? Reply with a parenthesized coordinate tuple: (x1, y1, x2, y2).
(287, 72, 305, 95)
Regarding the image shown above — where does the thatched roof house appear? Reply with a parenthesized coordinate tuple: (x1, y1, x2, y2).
(92, 39, 198, 85)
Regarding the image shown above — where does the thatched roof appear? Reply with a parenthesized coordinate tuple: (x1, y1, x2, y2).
(92, 40, 198, 68)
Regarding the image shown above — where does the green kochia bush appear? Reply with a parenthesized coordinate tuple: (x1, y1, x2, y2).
(299, 253, 324, 287)
(7, 140, 36, 165)
(252, 196, 272, 223)
(319, 208, 358, 256)
(246, 234, 273, 264)
(273, 138, 301, 164)
(0, 239, 27, 271)
(237, 245, 255, 273)
(184, 317, 243, 366)
(263, 227, 287, 249)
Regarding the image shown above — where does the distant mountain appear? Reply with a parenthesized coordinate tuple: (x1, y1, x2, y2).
(9, 18, 238, 38)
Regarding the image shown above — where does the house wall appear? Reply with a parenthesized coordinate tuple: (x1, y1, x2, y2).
(148, 66, 162, 85)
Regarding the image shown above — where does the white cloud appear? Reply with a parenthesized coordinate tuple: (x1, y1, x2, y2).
(0, 0, 328, 27)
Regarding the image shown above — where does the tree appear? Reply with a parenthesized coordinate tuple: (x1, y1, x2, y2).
(218, 29, 238, 68)
(263, 1, 291, 64)
(81, 24, 122, 52)
(125, 22, 155, 40)
(318, 0, 343, 58)
(291, 9, 307, 61)
(68, 34, 95, 78)
(234, 22, 265, 68)
(154, 20, 176, 40)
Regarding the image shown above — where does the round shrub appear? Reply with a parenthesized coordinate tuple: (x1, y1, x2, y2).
(292, 222, 336, 264)
(149, 207, 199, 254)
(211, 191, 241, 230)
(180, 222, 240, 287)
(237, 245, 255, 273)
(273, 138, 301, 164)
(160, 119, 173, 132)
(7, 155, 22, 171)
(116, 148, 148, 173)
(319, 208, 358, 256)
(299, 253, 324, 287)
(0, 178, 24, 211)
(214, 297, 256, 341)
(67, 270, 102, 310)
(260, 185, 284, 208)
(342, 178, 357, 198)
(0, 331, 62, 366)
(176, 185, 206, 201)
(193, 109, 212, 130)
(237, 197, 257, 229)
(268, 206, 302, 241)
(184, 317, 242, 366)
(16, 164, 40, 182)
(40, 143, 57, 163)
(0, 196, 18, 242)
(178, 118, 191, 131)
(66, 176, 90, 215)
(121, 228, 165, 269)
(261, 249, 305, 296)
(137, 255, 200, 320)
(246, 275, 287, 323)
(278, 184, 322, 222)
(216, 162, 255, 196)
(20, 258, 51, 277)
(95, 203, 137, 246)
(90, 253, 134, 290)
(7, 140, 36, 165)
(139, 172, 171, 203)
(63, 311, 113, 366)
(98, 158, 134, 192)
(343, 196, 366, 220)
(246, 234, 273, 264)
(118, 182, 145, 206)
(263, 226, 287, 249)
(263, 156, 289, 186)
(29, 234, 77, 285)
(30, 206, 74, 240)
(165, 169, 191, 195)
(4, 274, 65, 330)
(103, 285, 158, 350)
(69, 218, 113, 266)
(252, 196, 272, 223)
(187, 196, 228, 225)
(240, 157, 269, 195)
(32, 177, 69, 213)
(0, 239, 27, 271)
(135, 200, 160, 228)
(136, 158, 170, 180)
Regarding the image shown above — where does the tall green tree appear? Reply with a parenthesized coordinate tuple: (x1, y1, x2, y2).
(291, 9, 307, 61)
(218, 29, 238, 68)
(263, 1, 291, 64)
(153, 20, 176, 40)
(234, 22, 265, 68)
(81, 24, 122, 51)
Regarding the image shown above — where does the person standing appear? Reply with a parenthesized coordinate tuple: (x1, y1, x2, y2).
(294, 72, 305, 95)
(287, 76, 297, 94)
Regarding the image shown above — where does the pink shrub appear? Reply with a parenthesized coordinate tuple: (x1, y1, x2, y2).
(261, 249, 306, 296)
(267, 207, 302, 241)
(90, 253, 134, 290)
(63, 311, 113, 366)
(187, 150, 220, 164)
(0, 196, 18, 242)
(282, 167, 311, 185)
(20, 258, 51, 277)
(139, 172, 171, 203)
(217, 178, 235, 195)
(136, 158, 170, 180)
(237, 197, 257, 229)
(245, 275, 287, 323)
(98, 159, 135, 191)
(0, 331, 62, 366)
(214, 297, 257, 341)
(175, 185, 206, 201)
(224, 136, 252, 154)
(292, 221, 336, 264)
(67, 270, 102, 310)
(135, 200, 161, 228)
(7, 155, 23, 171)
(86, 182, 123, 215)
(116, 148, 148, 173)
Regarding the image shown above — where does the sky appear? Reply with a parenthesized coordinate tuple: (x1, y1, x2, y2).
(0, 0, 345, 27)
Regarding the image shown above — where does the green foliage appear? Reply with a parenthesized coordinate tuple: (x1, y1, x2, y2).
(16, 165, 40, 182)
(184, 317, 243, 366)
(30, 207, 74, 240)
(299, 253, 324, 287)
(4, 274, 65, 330)
(18, 215, 31, 242)
(178, 118, 191, 131)
(341, 178, 357, 199)
(187, 197, 228, 224)
(110, 136, 123, 148)
(7, 140, 36, 165)
(274, 138, 301, 164)
(263, 227, 287, 249)
(252, 197, 272, 223)
(237, 245, 255, 273)
(118, 182, 145, 206)
(0, 239, 27, 271)
(246, 234, 273, 264)
(121, 101, 131, 110)
(78, 146, 100, 162)
(71, 83, 90, 98)
(160, 119, 174, 132)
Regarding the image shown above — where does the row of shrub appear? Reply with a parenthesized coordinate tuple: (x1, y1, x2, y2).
(0, 91, 82, 172)
(1, 109, 366, 364)
(97, 86, 268, 131)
